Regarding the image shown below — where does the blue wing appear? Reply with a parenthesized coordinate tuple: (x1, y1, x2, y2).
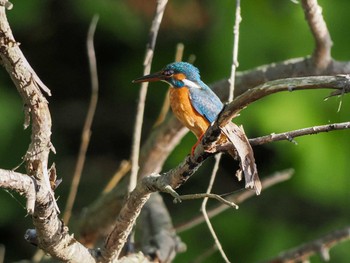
(188, 82, 223, 123)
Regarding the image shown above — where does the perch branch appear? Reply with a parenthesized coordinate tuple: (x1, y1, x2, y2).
(63, 14, 99, 225)
(129, 0, 168, 193)
(301, 0, 332, 69)
(78, 74, 350, 246)
(103, 75, 350, 258)
(265, 226, 350, 263)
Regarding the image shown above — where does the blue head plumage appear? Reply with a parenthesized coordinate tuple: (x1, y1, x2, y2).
(161, 62, 201, 88)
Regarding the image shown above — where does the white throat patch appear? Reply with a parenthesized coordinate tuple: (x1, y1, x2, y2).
(182, 79, 201, 89)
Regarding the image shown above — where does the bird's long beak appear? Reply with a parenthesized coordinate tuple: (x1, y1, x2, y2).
(132, 71, 165, 83)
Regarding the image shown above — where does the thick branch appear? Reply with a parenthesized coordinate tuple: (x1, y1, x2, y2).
(0, 7, 97, 263)
(102, 152, 208, 261)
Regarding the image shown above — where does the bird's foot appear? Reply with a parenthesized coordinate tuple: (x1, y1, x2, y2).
(191, 133, 205, 156)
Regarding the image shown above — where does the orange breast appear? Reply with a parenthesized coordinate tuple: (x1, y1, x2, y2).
(169, 87, 210, 138)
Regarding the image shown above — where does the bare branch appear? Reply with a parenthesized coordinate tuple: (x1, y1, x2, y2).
(228, 0, 242, 102)
(154, 43, 184, 127)
(265, 227, 350, 263)
(63, 14, 99, 225)
(79, 74, 350, 245)
(212, 58, 350, 100)
(217, 75, 350, 127)
(0, 0, 13, 10)
(0, 169, 35, 213)
(201, 153, 231, 263)
(0, 7, 98, 262)
(176, 169, 294, 233)
(102, 180, 152, 261)
(102, 160, 131, 193)
(250, 122, 350, 146)
(101, 147, 216, 260)
(129, 0, 169, 193)
(0, 5, 56, 212)
(301, 0, 332, 69)
(178, 192, 238, 209)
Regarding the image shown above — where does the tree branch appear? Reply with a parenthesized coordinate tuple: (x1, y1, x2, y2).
(265, 226, 350, 263)
(129, 0, 168, 193)
(63, 14, 99, 225)
(0, 7, 98, 262)
(301, 0, 332, 70)
(78, 74, 350, 248)
(176, 169, 294, 233)
(250, 122, 350, 146)
(217, 75, 350, 127)
(0, 169, 35, 212)
(99, 72, 350, 259)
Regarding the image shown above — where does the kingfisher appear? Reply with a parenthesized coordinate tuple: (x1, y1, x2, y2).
(133, 62, 261, 194)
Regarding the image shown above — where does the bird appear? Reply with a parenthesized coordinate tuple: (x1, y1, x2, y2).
(133, 62, 261, 194)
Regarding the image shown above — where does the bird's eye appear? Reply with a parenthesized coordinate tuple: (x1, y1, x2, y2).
(163, 70, 174, 77)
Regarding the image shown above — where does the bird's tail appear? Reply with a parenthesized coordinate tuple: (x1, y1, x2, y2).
(220, 123, 262, 195)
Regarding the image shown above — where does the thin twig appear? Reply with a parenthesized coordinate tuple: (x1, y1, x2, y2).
(201, 153, 231, 263)
(301, 0, 332, 69)
(228, 0, 242, 102)
(177, 192, 238, 209)
(264, 226, 350, 263)
(176, 169, 294, 233)
(249, 122, 350, 146)
(199, 2, 242, 261)
(193, 245, 218, 263)
(103, 160, 131, 194)
(63, 15, 99, 225)
(129, 0, 168, 193)
(153, 43, 184, 127)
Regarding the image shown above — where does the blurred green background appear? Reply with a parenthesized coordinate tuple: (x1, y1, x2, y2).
(0, 0, 349, 262)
